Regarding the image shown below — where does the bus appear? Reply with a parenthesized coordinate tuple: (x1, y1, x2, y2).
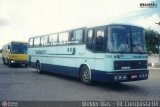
(27, 24, 149, 84)
(2, 41, 28, 67)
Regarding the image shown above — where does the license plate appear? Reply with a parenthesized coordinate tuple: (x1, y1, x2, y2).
(131, 75, 137, 79)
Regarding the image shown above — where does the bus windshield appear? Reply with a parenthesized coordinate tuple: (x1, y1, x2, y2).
(107, 25, 146, 53)
(11, 42, 27, 54)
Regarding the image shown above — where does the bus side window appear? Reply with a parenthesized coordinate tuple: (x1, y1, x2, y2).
(59, 32, 69, 44)
(86, 29, 95, 51)
(95, 30, 105, 51)
(29, 38, 34, 47)
(41, 36, 48, 46)
(34, 37, 41, 47)
(49, 34, 58, 46)
(72, 29, 84, 44)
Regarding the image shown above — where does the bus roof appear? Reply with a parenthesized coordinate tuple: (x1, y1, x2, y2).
(29, 23, 144, 39)
(87, 23, 144, 29)
(10, 41, 28, 44)
(2, 41, 27, 48)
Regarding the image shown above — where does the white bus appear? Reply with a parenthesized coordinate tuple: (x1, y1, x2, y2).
(27, 24, 149, 84)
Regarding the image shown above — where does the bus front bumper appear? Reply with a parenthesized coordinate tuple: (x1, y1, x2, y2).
(91, 70, 149, 83)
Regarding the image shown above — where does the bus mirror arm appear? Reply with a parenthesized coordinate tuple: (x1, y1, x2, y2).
(8, 45, 10, 49)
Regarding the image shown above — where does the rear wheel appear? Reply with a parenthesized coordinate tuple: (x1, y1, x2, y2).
(36, 61, 42, 73)
(80, 66, 92, 85)
(24, 64, 28, 68)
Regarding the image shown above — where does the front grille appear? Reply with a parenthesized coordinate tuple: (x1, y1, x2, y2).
(114, 60, 147, 70)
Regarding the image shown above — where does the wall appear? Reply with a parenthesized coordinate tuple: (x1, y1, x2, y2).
(148, 54, 160, 67)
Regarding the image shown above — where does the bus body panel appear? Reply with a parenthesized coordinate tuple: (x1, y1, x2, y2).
(27, 24, 149, 83)
(28, 45, 149, 82)
(8, 54, 27, 61)
(2, 41, 28, 65)
(28, 45, 94, 77)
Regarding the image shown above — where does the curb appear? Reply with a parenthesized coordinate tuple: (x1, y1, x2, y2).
(148, 67, 160, 70)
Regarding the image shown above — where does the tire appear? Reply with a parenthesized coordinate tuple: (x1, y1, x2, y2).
(36, 61, 42, 73)
(2, 57, 6, 65)
(80, 66, 92, 85)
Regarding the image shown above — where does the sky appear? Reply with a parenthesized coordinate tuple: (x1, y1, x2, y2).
(0, 0, 160, 49)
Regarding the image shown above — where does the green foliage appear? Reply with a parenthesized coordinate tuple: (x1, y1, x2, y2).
(145, 28, 160, 54)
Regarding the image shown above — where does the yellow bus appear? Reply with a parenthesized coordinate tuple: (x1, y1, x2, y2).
(2, 41, 28, 67)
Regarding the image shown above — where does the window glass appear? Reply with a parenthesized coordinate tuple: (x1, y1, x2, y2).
(107, 25, 146, 53)
(131, 27, 146, 53)
(29, 38, 33, 47)
(96, 30, 105, 51)
(49, 34, 58, 45)
(59, 32, 69, 44)
(88, 30, 93, 44)
(86, 29, 94, 50)
(11, 43, 27, 54)
(41, 36, 48, 46)
(107, 26, 131, 52)
(34, 37, 40, 46)
(72, 29, 83, 43)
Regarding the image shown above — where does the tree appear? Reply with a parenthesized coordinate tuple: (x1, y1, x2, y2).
(145, 28, 160, 54)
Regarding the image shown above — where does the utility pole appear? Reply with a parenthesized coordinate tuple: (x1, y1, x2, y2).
(155, 22, 160, 64)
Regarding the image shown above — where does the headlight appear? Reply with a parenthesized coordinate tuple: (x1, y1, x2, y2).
(11, 60, 15, 63)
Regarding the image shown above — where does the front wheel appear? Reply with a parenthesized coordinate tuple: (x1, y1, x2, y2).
(7, 59, 12, 67)
(2, 57, 6, 65)
(80, 66, 92, 85)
